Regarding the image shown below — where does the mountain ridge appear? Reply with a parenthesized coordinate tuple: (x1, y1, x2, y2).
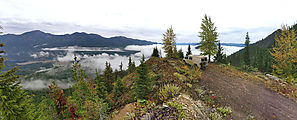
(0, 30, 156, 61)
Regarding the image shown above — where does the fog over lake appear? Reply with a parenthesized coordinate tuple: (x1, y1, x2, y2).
(58, 44, 243, 71)
(22, 44, 243, 90)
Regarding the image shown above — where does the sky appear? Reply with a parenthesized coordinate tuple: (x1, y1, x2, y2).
(0, 0, 297, 43)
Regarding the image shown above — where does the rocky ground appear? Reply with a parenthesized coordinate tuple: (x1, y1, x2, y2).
(200, 64, 297, 120)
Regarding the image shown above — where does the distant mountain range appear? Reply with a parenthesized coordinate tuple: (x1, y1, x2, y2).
(0, 30, 156, 61)
(176, 43, 244, 47)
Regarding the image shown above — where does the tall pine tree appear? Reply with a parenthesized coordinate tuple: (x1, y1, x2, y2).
(244, 32, 250, 66)
(271, 25, 297, 83)
(0, 27, 35, 120)
(133, 55, 151, 100)
(102, 62, 114, 92)
(94, 70, 108, 99)
(178, 49, 184, 59)
(151, 47, 160, 58)
(162, 26, 178, 58)
(198, 14, 219, 62)
(128, 57, 136, 73)
(214, 41, 226, 63)
(112, 77, 125, 102)
(186, 44, 192, 56)
(71, 56, 108, 119)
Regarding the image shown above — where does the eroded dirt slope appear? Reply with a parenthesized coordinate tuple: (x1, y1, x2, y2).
(200, 64, 297, 120)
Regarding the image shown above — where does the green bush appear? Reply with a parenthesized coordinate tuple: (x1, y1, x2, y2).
(166, 101, 186, 119)
(151, 101, 186, 120)
(173, 72, 187, 82)
(217, 106, 232, 117)
(209, 112, 223, 120)
(195, 88, 206, 98)
(158, 84, 181, 102)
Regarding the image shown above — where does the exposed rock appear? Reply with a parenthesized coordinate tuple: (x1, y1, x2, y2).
(266, 74, 280, 81)
(174, 94, 209, 120)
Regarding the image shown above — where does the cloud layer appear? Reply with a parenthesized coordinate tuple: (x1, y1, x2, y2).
(1, 0, 297, 43)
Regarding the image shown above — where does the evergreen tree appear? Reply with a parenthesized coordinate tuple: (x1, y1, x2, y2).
(271, 25, 297, 83)
(102, 61, 114, 92)
(119, 62, 123, 72)
(112, 77, 125, 102)
(94, 70, 108, 99)
(35, 96, 57, 120)
(198, 14, 219, 62)
(151, 47, 160, 58)
(128, 57, 136, 73)
(71, 57, 108, 119)
(178, 48, 184, 59)
(133, 55, 151, 100)
(0, 28, 35, 120)
(214, 41, 227, 63)
(162, 26, 178, 58)
(186, 44, 192, 56)
(244, 32, 250, 66)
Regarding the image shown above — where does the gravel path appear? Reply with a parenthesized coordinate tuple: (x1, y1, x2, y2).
(200, 64, 297, 120)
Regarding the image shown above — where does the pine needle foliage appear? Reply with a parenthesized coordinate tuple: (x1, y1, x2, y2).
(244, 32, 250, 66)
(186, 45, 192, 57)
(271, 25, 297, 83)
(151, 46, 160, 58)
(0, 27, 34, 120)
(214, 41, 227, 64)
(198, 14, 219, 62)
(133, 55, 152, 100)
(162, 26, 178, 59)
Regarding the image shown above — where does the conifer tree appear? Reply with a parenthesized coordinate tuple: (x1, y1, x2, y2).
(151, 47, 160, 57)
(128, 57, 136, 73)
(112, 77, 125, 102)
(244, 32, 250, 66)
(271, 25, 297, 83)
(94, 70, 108, 99)
(198, 14, 218, 62)
(133, 55, 151, 100)
(119, 62, 123, 72)
(71, 57, 108, 119)
(186, 44, 192, 56)
(214, 41, 226, 63)
(36, 96, 58, 120)
(102, 61, 114, 92)
(178, 48, 184, 59)
(0, 28, 34, 120)
(162, 26, 178, 58)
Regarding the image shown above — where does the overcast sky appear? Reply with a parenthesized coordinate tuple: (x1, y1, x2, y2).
(0, 0, 296, 43)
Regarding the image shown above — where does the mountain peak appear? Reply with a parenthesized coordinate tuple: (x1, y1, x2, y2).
(21, 30, 48, 36)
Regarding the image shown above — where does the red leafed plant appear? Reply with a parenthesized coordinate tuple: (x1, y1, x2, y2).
(68, 102, 79, 119)
(210, 95, 217, 99)
(48, 81, 67, 115)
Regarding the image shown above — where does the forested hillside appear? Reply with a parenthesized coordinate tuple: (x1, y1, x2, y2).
(228, 24, 297, 73)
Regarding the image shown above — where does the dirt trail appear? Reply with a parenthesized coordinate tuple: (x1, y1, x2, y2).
(200, 64, 297, 120)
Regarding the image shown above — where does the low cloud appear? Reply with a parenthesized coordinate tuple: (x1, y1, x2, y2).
(56, 44, 243, 72)
(20, 80, 73, 90)
(21, 44, 243, 89)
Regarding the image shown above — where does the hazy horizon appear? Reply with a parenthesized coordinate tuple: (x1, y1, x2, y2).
(1, 0, 297, 44)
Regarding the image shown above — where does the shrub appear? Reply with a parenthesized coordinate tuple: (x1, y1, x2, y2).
(173, 72, 187, 82)
(151, 101, 186, 120)
(217, 106, 232, 117)
(209, 112, 223, 120)
(158, 84, 181, 102)
(195, 88, 206, 98)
